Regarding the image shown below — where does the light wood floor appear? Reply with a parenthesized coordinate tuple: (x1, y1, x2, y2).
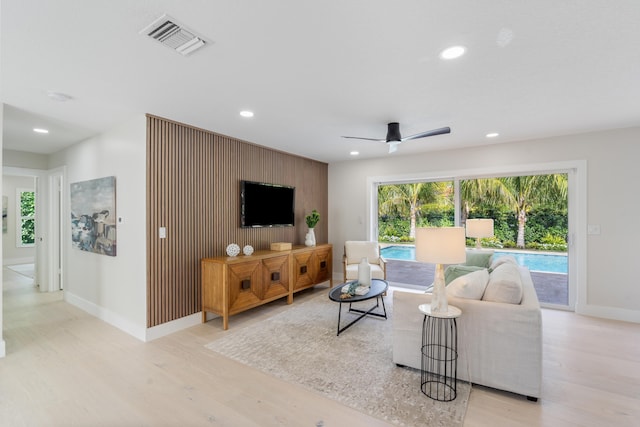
(1, 267, 639, 426)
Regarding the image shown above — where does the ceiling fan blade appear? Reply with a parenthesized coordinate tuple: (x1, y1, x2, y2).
(388, 141, 399, 153)
(401, 126, 451, 141)
(341, 135, 385, 142)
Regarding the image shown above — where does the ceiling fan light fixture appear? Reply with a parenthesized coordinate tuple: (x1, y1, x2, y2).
(341, 122, 451, 154)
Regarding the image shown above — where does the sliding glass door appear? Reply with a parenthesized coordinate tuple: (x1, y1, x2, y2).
(373, 171, 572, 309)
(459, 173, 569, 307)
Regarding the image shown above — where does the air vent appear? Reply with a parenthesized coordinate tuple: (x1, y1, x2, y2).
(141, 14, 207, 56)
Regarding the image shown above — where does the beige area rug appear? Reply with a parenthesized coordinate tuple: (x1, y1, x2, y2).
(205, 288, 470, 426)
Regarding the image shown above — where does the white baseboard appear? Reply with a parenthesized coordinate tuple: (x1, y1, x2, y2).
(576, 302, 640, 324)
(0, 339, 5, 358)
(64, 291, 147, 341)
(144, 312, 202, 342)
(63, 275, 346, 344)
(65, 291, 207, 342)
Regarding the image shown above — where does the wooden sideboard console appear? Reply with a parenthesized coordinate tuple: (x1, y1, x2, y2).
(202, 244, 333, 329)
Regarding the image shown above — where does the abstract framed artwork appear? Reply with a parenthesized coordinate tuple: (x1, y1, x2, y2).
(70, 176, 117, 256)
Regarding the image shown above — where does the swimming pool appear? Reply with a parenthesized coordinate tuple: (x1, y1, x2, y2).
(380, 245, 567, 273)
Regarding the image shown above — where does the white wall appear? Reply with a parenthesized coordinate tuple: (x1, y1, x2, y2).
(329, 127, 640, 323)
(1, 103, 5, 357)
(3, 149, 48, 170)
(49, 115, 147, 340)
(2, 175, 36, 265)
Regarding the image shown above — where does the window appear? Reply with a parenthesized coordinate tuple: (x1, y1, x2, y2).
(16, 189, 35, 247)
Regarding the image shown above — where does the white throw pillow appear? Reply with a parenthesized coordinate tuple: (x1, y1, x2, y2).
(490, 255, 518, 271)
(482, 262, 523, 304)
(446, 268, 489, 300)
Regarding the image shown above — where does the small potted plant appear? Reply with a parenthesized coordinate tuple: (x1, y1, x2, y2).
(305, 209, 320, 246)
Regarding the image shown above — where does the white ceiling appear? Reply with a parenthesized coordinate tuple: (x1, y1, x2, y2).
(2, 1, 639, 163)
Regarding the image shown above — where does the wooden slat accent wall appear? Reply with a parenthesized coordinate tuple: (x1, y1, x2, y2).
(146, 115, 328, 327)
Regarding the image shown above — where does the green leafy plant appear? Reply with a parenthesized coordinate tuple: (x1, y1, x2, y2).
(305, 209, 320, 228)
(20, 191, 36, 245)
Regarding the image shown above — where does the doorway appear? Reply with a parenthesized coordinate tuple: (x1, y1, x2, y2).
(3, 166, 64, 293)
(368, 163, 582, 311)
(3, 175, 37, 286)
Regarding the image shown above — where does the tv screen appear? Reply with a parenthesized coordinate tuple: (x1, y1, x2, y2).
(241, 181, 295, 228)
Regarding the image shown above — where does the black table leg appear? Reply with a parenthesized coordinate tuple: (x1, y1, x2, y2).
(336, 296, 387, 336)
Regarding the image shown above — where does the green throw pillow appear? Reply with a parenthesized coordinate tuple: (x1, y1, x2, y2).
(464, 250, 494, 268)
(445, 265, 485, 285)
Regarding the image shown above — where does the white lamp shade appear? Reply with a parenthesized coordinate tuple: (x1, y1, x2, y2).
(415, 227, 467, 265)
(466, 218, 494, 238)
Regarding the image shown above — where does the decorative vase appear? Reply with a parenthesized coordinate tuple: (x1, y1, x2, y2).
(357, 257, 371, 286)
(305, 228, 316, 247)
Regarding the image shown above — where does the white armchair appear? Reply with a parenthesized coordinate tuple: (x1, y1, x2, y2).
(343, 241, 387, 282)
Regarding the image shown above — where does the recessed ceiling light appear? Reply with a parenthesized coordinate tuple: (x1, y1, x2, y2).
(33, 128, 49, 134)
(240, 110, 254, 118)
(486, 132, 499, 138)
(350, 151, 359, 156)
(440, 45, 466, 60)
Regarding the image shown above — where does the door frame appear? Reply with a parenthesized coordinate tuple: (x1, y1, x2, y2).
(366, 160, 586, 313)
(3, 166, 66, 292)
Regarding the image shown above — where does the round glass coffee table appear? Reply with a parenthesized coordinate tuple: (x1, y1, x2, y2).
(328, 279, 388, 336)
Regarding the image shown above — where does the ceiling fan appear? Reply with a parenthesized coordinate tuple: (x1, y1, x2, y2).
(342, 122, 451, 153)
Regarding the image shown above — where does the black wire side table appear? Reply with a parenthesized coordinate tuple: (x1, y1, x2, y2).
(419, 304, 461, 402)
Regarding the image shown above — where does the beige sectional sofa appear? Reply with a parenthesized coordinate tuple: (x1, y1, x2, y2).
(392, 257, 543, 400)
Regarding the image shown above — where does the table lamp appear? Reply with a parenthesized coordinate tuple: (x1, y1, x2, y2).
(415, 227, 466, 313)
(465, 218, 494, 249)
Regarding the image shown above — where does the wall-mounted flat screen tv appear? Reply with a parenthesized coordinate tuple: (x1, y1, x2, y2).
(241, 180, 295, 228)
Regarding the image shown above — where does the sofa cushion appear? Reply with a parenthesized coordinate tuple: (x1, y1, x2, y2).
(490, 255, 518, 271)
(482, 262, 523, 304)
(446, 268, 489, 300)
(445, 265, 485, 285)
(344, 241, 381, 265)
(464, 250, 494, 268)
(345, 263, 385, 280)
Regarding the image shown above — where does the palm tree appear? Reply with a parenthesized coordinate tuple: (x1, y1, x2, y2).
(379, 182, 452, 239)
(463, 174, 567, 248)
(459, 178, 493, 225)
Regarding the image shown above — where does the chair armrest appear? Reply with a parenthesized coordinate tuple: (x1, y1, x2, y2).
(343, 254, 348, 282)
(379, 256, 387, 279)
